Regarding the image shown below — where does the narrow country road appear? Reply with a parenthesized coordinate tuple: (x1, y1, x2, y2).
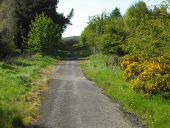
(33, 58, 140, 128)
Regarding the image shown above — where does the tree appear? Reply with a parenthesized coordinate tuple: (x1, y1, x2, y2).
(110, 7, 121, 17)
(13, 0, 74, 53)
(124, 1, 170, 58)
(27, 13, 61, 54)
(101, 17, 127, 55)
(80, 23, 97, 52)
(80, 10, 127, 55)
(126, 16, 170, 58)
(125, 1, 149, 31)
(0, 0, 16, 58)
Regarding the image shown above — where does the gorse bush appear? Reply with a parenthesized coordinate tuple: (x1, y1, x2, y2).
(123, 62, 143, 80)
(121, 55, 138, 69)
(27, 13, 61, 54)
(121, 52, 170, 94)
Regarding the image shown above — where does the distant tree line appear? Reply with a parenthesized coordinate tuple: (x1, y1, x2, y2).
(0, 0, 73, 58)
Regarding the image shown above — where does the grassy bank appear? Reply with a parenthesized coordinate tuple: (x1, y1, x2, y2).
(81, 54, 170, 128)
(0, 54, 58, 128)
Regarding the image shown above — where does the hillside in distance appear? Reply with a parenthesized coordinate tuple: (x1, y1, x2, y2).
(62, 36, 80, 41)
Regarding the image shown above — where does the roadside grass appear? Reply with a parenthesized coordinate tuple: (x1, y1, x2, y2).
(81, 54, 170, 128)
(0, 54, 58, 128)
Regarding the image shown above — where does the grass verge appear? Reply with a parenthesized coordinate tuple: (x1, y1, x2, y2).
(81, 54, 170, 128)
(0, 54, 59, 128)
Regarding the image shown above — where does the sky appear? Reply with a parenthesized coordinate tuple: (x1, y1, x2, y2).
(57, 0, 163, 37)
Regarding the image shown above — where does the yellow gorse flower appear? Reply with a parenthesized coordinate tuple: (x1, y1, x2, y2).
(121, 52, 170, 94)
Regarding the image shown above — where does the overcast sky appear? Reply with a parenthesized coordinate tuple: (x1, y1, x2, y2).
(57, 0, 163, 37)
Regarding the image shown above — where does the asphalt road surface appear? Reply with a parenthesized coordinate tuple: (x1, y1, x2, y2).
(33, 59, 140, 128)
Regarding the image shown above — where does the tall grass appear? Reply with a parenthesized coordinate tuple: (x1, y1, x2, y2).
(0, 54, 58, 128)
(81, 54, 170, 128)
